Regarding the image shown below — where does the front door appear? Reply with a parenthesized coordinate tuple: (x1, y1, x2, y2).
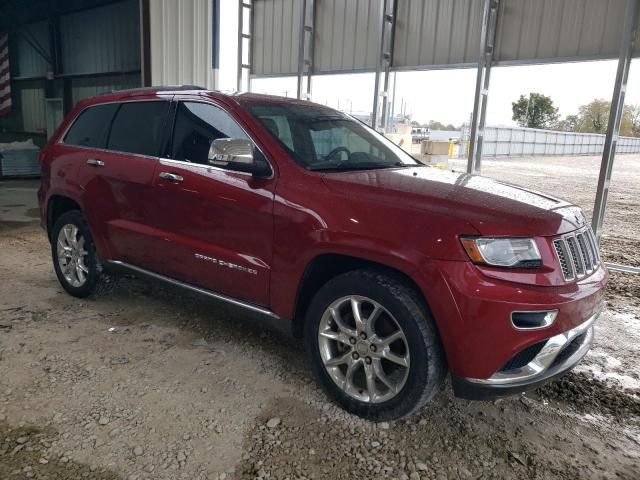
(149, 100, 275, 307)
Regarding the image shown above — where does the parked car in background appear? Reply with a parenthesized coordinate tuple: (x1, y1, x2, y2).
(38, 87, 607, 420)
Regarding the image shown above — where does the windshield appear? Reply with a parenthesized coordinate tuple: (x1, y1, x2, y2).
(245, 102, 419, 172)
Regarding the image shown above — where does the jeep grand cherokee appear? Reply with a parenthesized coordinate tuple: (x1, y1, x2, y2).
(38, 87, 607, 420)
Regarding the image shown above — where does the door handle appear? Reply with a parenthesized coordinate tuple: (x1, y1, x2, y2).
(159, 171, 184, 183)
(86, 158, 104, 167)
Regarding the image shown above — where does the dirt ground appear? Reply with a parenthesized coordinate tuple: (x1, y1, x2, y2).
(1, 155, 639, 480)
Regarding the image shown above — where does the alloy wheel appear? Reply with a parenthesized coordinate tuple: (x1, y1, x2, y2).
(317, 295, 410, 403)
(57, 224, 89, 288)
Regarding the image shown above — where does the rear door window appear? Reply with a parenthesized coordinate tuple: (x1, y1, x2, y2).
(64, 103, 118, 148)
(171, 101, 248, 164)
(107, 101, 170, 156)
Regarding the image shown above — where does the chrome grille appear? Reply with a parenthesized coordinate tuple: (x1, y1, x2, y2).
(553, 239, 574, 280)
(566, 236, 584, 276)
(553, 227, 600, 282)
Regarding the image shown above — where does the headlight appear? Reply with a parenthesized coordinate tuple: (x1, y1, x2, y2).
(460, 237, 541, 268)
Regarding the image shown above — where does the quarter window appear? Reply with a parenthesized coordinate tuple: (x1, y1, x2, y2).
(64, 104, 118, 148)
(107, 101, 170, 156)
(171, 102, 248, 164)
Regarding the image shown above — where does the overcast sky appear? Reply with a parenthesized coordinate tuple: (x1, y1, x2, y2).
(217, 1, 639, 128)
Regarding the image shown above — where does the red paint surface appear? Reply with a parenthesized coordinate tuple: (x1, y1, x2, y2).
(39, 89, 608, 380)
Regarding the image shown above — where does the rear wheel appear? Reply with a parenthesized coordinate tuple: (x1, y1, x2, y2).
(51, 210, 100, 298)
(304, 269, 446, 420)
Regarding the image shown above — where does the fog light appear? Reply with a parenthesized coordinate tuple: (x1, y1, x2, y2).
(511, 310, 557, 330)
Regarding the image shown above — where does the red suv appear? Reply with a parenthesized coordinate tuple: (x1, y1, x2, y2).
(38, 87, 607, 420)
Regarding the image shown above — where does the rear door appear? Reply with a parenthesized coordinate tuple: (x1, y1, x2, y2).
(148, 99, 275, 307)
(76, 99, 171, 266)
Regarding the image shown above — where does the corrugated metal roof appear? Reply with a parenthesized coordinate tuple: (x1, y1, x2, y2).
(60, 0, 140, 75)
(393, 0, 483, 69)
(313, 0, 381, 74)
(494, 0, 634, 64)
(250, 0, 639, 77)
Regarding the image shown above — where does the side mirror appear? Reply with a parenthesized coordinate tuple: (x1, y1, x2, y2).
(208, 138, 271, 177)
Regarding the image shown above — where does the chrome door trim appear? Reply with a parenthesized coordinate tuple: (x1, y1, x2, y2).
(158, 157, 253, 177)
(105, 260, 280, 319)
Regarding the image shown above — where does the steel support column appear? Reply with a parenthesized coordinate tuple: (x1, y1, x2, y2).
(372, 0, 395, 130)
(592, 0, 639, 243)
(296, 0, 315, 99)
(139, 0, 151, 87)
(467, 0, 499, 174)
(237, 1, 253, 92)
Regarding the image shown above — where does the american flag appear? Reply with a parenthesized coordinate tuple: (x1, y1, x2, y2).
(0, 32, 10, 116)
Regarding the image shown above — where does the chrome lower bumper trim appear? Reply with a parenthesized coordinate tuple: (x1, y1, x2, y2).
(466, 311, 599, 386)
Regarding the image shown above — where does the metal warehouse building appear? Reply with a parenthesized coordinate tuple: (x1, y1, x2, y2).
(0, 0, 218, 146)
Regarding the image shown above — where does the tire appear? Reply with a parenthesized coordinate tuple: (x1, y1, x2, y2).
(304, 268, 446, 421)
(51, 210, 101, 298)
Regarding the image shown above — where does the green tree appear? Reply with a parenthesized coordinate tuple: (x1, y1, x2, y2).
(622, 104, 640, 137)
(555, 114, 580, 132)
(576, 99, 609, 134)
(512, 93, 559, 128)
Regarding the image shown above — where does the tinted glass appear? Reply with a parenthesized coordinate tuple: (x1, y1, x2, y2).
(64, 104, 118, 148)
(107, 101, 169, 156)
(171, 102, 248, 164)
(246, 102, 418, 171)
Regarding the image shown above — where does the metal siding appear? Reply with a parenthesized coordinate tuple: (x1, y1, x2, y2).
(0, 150, 40, 177)
(61, 0, 140, 75)
(382, 0, 484, 69)
(250, 0, 639, 77)
(19, 84, 46, 133)
(314, 0, 380, 73)
(70, 74, 141, 106)
(251, 0, 300, 76)
(494, 0, 631, 64)
(150, 0, 215, 87)
(12, 21, 50, 78)
(251, 0, 379, 75)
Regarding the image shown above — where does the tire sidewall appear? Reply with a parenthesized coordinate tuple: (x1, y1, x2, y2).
(304, 269, 444, 421)
(51, 210, 99, 298)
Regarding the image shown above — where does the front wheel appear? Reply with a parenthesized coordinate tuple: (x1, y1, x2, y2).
(304, 269, 446, 421)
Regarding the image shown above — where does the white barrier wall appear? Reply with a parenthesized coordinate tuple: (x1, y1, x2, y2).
(480, 126, 640, 157)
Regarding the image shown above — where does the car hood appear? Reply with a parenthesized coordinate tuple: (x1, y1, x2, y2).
(321, 166, 587, 236)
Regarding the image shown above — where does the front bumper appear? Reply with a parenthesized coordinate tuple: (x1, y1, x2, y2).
(413, 259, 607, 380)
(451, 311, 597, 400)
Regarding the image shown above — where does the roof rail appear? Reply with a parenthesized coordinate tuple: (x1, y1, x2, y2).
(99, 85, 208, 96)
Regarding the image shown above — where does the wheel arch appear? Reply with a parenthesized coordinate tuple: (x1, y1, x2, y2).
(291, 253, 433, 339)
(46, 195, 82, 240)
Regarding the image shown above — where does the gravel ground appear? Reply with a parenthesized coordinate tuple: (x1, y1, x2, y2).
(1, 156, 639, 480)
